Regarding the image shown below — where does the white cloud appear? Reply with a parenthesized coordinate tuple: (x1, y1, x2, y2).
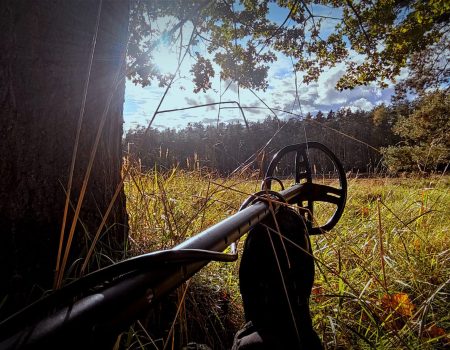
(124, 38, 394, 130)
(348, 98, 374, 111)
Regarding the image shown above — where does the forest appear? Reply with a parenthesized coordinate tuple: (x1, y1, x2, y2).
(124, 90, 449, 175)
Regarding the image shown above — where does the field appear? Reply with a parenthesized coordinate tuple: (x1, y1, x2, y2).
(124, 169, 450, 349)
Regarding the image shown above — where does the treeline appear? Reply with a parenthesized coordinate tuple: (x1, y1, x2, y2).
(124, 91, 449, 175)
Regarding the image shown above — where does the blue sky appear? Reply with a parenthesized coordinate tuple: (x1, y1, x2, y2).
(124, 4, 394, 131)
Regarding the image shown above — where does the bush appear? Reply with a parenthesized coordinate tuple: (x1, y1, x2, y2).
(382, 144, 449, 173)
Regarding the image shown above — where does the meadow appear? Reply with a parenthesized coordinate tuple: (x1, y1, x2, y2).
(124, 168, 450, 349)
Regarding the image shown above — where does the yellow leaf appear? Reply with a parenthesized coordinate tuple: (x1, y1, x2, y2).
(381, 293, 415, 317)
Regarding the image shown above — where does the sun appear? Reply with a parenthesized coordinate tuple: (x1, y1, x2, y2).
(153, 42, 182, 75)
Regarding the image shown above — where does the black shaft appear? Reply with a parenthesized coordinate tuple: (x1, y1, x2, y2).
(0, 184, 304, 350)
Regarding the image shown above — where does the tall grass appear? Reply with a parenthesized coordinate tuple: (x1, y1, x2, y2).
(312, 176, 450, 349)
(124, 166, 450, 349)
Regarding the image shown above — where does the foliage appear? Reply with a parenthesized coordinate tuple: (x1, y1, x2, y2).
(395, 32, 450, 96)
(127, 0, 450, 92)
(382, 144, 449, 173)
(382, 91, 450, 172)
(124, 166, 450, 349)
(124, 107, 399, 175)
(394, 91, 450, 146)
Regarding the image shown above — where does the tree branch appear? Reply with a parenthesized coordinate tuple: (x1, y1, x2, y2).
(344, 0, 373, 50)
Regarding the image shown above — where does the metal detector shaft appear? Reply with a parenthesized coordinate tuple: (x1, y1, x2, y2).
(175, 183, 302, 251)
(0, 184, 304, 350)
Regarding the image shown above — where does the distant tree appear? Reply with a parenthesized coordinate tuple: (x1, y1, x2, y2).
(125, 107, 396, 175)
(326, 110, 335, 120)
(315, 111, 325, 122)
(370, 104, 400, 147)
(382, 91, 450, 172)
(372, 105, 390, 127)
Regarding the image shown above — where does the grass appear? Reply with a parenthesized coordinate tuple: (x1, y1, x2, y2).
(124, 167, 450, 349)
(311, 176, 450, 349)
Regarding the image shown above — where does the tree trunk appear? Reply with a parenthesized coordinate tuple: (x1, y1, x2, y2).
(0, 0, 129, 318)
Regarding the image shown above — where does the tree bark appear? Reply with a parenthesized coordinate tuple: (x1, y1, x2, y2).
(0, 0, 129, 318)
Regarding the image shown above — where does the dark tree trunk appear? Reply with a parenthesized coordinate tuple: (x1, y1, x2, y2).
(0, 1, 129, 318)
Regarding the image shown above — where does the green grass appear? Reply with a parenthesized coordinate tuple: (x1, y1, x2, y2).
(124, 168, 450, 349)
(312, 176, 450, 349)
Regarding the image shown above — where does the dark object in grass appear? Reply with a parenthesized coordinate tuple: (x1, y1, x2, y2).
(234, 207, 322, 350)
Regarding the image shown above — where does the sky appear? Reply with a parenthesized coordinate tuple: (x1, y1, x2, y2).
(123, 4, 395, 131)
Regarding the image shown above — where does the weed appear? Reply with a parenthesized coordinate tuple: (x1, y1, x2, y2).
(124, 166, 450, 349)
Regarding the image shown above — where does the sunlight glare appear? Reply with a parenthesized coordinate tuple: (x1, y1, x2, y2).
(153, 43, 181, 75)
